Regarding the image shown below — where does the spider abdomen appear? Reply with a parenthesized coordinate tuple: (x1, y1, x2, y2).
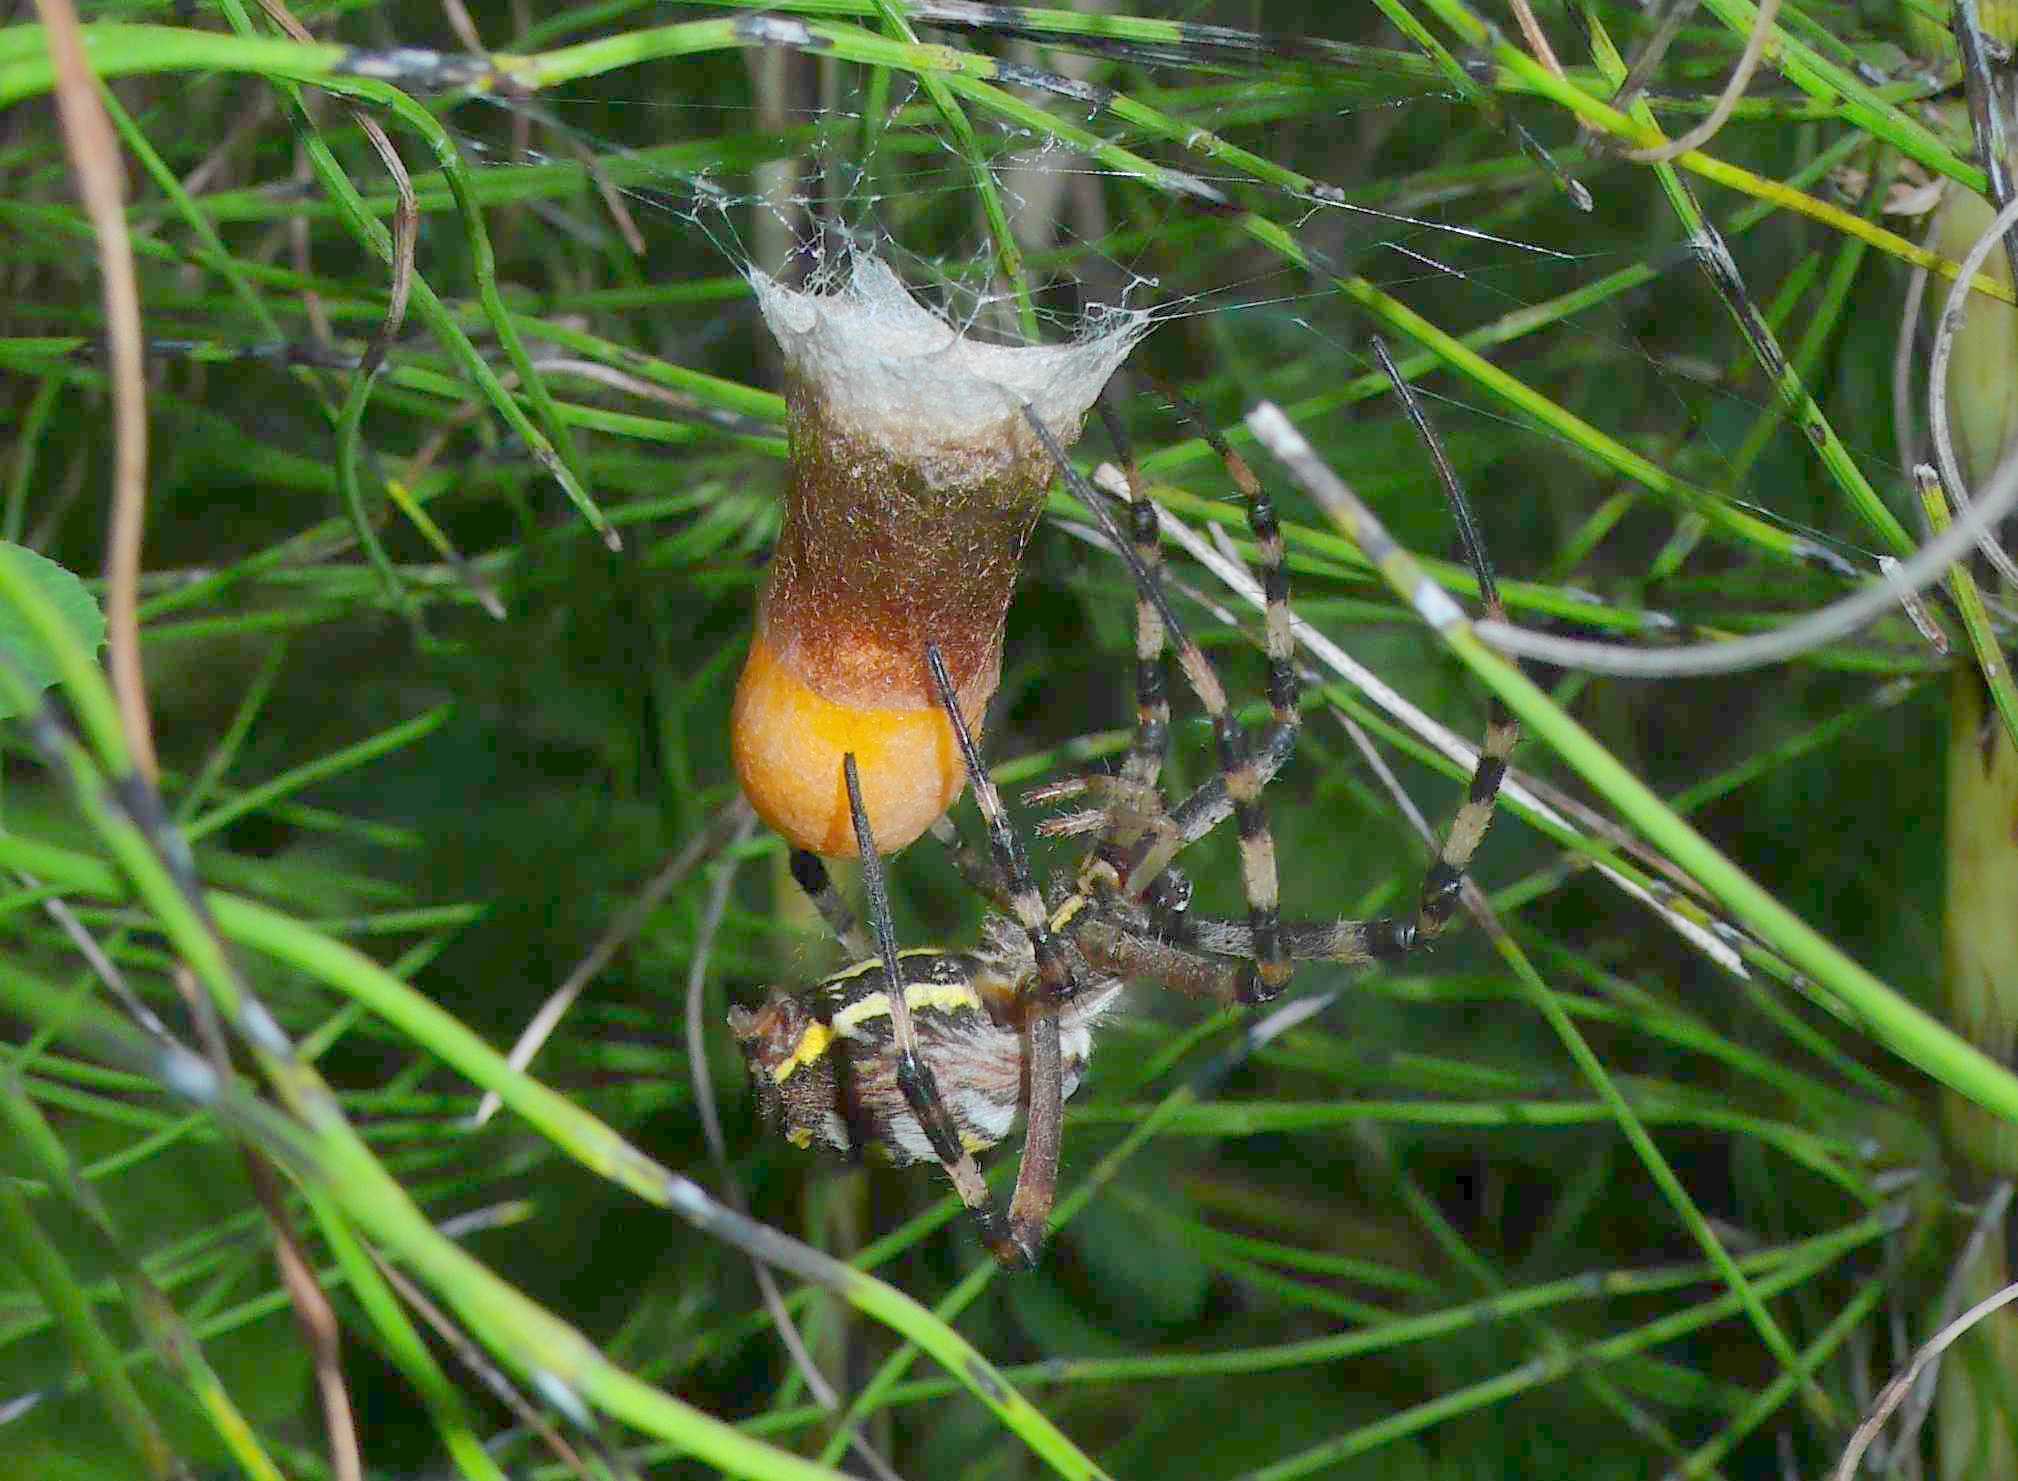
(730, 949, 1122, 1166)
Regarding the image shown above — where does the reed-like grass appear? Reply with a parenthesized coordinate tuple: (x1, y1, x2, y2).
(1, 2, 2008, 1476)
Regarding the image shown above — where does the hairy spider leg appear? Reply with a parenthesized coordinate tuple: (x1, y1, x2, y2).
(925, 813, 1023, 916)
(841, 753, 1031, 1268)
(1097, 401, 1173, 824)
(1170, 353, 1520, 970)
(787, 848, 871, 959)
(1020, 403, 1292, 1003)
(1158, 385, 1302, 967)
(1063, 377, 1517, 984)
(1370, 336, 1517, 950)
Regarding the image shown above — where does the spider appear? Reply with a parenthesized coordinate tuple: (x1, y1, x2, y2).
(730, 388, 1518, 1269)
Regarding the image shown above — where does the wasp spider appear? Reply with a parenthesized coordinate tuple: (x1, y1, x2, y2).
(731, 391, 1519, 1268)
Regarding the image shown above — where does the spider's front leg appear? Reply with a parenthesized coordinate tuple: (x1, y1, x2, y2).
(924, 643, 1079, 1268)
(840, 751, 1039, 1270)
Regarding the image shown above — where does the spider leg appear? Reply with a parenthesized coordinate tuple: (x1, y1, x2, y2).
(1116, 724, 1297, 898)
(1160, 386, 1305, 973)
(1373, 337, 1518, 949)
(1212, 344, 1519, 967)
(926, 813, 1023, 916)
(926, 643, 1069, 1267)
(1125, 362, 1519, 975)
(1181, 679, 1509, 967)
(787, 848, 870, 958)
(1410, 698, 1516, 947)
(1071, 917, 1246, 1003)
(1096, 401, 1173, 829)
(842, 754, 1027, 1268)
(1183, 915, 1411, 968)
(1128, 703, 1509, 967)
(1157, 385, 1300, 743)
(1022, 402, 1291, 1003)
(1028, 772, 1167, 844)
(1142, 705, 1515, 973)
(1022, 408, 1185, 918)
(1071, 912, 1410, 1004)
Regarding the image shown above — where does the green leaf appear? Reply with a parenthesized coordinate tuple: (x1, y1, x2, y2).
(0, 544, 104, 719)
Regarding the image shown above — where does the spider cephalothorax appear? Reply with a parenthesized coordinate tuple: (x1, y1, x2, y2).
(733, 388, 1519, 1268)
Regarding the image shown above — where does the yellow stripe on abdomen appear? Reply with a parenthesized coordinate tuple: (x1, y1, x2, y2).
(773, 1021, 834, 1083)
(831, 981, 984, 1037)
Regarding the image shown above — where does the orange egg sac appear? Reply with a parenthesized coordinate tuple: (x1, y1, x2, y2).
(731, 635, 988, 856)
(733, 254, 1149, 857)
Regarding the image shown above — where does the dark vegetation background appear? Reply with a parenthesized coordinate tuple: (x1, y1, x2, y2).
(0, 0, 1987, 1476)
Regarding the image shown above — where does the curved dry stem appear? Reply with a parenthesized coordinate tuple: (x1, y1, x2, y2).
(1929, 189, 2018, 590)
(1883, 1180, 2015, 1467)
(1478, 190, 2018, 679)
(1892, 214, 1939, 522)
(1834, 1267, 2018, 1478)
(1620, 0, 1782, 164)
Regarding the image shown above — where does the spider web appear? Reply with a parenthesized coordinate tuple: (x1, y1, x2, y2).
(373, 14, 1939, 966)
(416, 14, 1911, 589)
